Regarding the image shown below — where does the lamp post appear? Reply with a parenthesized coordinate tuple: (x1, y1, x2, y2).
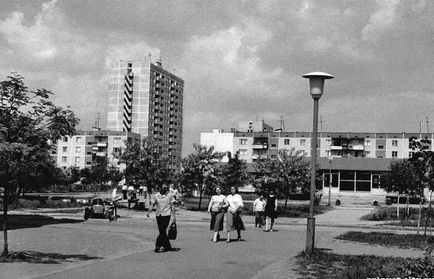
(328, 157, 333, 206)
(303, 72, 334, 253)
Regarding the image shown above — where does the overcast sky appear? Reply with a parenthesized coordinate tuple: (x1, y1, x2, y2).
(1, 0, 433, 156)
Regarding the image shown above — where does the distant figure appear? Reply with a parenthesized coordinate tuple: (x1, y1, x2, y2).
(147, 185, 176, 253)
(127, 186, 137, 209)
(139, 185, 144, 196)
(121, 185, 128, 200)
(226, 186, 245, 242)
(264, 190, 278, 232)
(253, 194, 266, 228)
(169, 184, 179, 202)
(207, 186, 228, 242)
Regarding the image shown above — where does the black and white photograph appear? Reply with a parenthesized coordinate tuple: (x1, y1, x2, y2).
(1, 1, 434, 278)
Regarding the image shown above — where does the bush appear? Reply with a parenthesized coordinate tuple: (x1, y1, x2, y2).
(400, 256, 434, 277)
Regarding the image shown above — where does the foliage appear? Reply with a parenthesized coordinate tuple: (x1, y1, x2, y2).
(220, 151, 248, 193)
(180, 144, 225, 209)
(120, 137, 172, 192)
(336, 231, 434, 250)
(0, 73, 79, 256)
(296, 250, 415, 279)
(384, 159, 417, 195)
(252, 148, 311, 208)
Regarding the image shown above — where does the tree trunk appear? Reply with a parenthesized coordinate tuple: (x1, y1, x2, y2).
(284, 194, 288, 210)
(424, 191, 433, 237)
(2, 186, 9, 257)
(396, 193, 400, 219)
(417, 196, 422, 235)
(197, 184, 204, 211)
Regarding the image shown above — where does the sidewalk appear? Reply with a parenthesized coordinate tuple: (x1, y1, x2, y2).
(2, 205, 429, 279)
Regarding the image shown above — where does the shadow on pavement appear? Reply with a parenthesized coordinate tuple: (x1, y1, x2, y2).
(0, 251, 101, 264)
(0, 214, 83, 231)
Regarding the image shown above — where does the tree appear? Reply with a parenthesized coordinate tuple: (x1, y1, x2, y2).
(252, 149, 311, 209)
(220, 151, 249, 193)
(120, 137, 172, 192)
(384, 159, 417, 220)
(180, 144, 225, 210)
(91, 156, 110, 192)
(0, 73, 79, 257)
(408, 136, 434, 235)
(275, 149, 311, 209)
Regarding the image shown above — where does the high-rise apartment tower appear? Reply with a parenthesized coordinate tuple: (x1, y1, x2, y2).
(107, 60, 184, 168)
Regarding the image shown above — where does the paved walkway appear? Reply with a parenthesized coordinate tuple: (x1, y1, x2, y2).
(1, 205, 428, 279)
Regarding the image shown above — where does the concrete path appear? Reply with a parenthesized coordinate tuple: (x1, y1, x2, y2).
(0, 205, 426, 279)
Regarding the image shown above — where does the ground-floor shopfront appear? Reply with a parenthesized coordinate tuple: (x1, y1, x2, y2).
(318, 157, 394, 195)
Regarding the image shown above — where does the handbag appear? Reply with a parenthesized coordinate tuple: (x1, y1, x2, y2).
(168, 222, 177, 240)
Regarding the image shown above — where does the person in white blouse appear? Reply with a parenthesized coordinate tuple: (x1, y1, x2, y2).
(226, 186, 246, 242)
(207, 186, 229, 242)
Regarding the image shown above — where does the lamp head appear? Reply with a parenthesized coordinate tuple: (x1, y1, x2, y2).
(303, 72, 334, 99)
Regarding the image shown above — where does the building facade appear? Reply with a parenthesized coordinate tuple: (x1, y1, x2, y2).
(200, 122, 433, 198)
(53, 130, 141, 171)
(107, 60, 184, 167)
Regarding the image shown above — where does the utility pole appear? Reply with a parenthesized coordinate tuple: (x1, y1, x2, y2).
(420, 121, 422, 134)
(93, 112, 101, 130)
(278, 116, 285, 132)
(426, 116, 430, 133)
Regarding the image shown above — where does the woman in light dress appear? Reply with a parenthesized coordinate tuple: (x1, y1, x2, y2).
(226, 186, 245, 242)
(207, 186, 228, 242)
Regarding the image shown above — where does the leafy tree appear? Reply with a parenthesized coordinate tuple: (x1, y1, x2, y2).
(408, 136, 434, 235)
(91, 156, 110, 191)
(384, 159, 417, 220)
(180, 144, 225, 210)
(275, 149, 311, 209)
(106, 165, 124, 187)
(252, 149, 311, 209)
(120, 137, 172, 192)
(252, 155, 280, 193)
(220, 151, 249, 193)
(0, 73, 79, 257)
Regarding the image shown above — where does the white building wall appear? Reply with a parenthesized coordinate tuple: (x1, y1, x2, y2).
(234, 136, 254, 163)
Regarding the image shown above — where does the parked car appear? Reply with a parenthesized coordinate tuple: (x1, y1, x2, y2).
(84, 197, 105, 219)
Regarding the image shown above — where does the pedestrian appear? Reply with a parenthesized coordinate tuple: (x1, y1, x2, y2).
(176, 186, 184, 205)
(207, 186, 228, 243)
(253, 194, 266, 228)
(127, 185, 137, 209)
(147, 184, 176, 253)
(169, 184, 179, 203)
(264, 189, 278, 232)
(226, 186, 245, 242)
(121, 185, 128, 200)
(139, 185, 144, 196)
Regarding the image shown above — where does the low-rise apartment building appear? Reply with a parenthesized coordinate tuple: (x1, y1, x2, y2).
(200, 121, 432, 200)
(53, 130, 141, 171)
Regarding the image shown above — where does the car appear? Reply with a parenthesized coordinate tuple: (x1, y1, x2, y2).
(84, 197, 105, 219)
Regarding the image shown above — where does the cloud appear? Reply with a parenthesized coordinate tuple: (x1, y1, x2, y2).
(361, 0, 401, 41)
(181, 19, 283, 100)
(0, 0, 101, 75)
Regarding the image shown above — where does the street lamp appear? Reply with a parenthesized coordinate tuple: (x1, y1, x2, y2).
(303, 71, 334, 253)
(328, 157, 333, 206)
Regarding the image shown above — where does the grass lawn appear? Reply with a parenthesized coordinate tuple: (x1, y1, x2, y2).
(295, 250, 434, 278)
(181, 197, 332, 218)
(362, 206, 434, 227)
(336, 231, 434, 250)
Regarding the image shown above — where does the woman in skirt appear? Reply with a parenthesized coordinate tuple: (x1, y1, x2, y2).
(264, 189, 278, 232)
(207, 186, 228, 242)
(226, 186, 246, 242)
